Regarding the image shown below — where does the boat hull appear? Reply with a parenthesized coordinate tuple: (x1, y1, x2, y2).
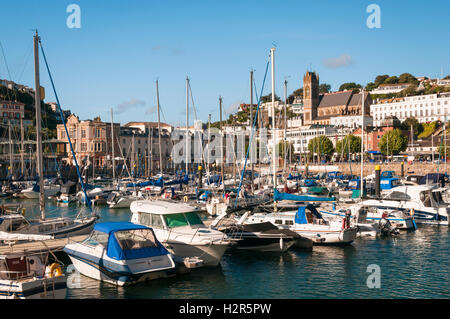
(0, 276, 67, 299)
(163, 241, 228, 267)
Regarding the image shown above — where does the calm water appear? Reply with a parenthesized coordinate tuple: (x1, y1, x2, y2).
(2, 198, 449, 299)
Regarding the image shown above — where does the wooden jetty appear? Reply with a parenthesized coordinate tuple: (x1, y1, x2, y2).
(0, 235, 88, 255)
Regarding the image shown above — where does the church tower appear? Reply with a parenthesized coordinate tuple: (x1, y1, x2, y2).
(303, 71, 319, 124)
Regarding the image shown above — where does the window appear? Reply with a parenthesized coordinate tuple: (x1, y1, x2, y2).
(274, 219, 283, 225)
(81, 143, 87, 151)
(81, 129, 86, 138)
(115, 229, 158, 250)
(139, 213, 164, 228)
(386, 191, 411, 200)
(83, 230, 109, 247)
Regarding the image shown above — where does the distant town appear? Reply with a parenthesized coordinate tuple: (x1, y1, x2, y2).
(1, 71, 450, 179)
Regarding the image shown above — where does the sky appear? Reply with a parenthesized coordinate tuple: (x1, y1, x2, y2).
(0, 0, 449, 127)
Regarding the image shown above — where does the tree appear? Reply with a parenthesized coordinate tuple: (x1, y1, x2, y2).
(277, 140, 294, 158)
(383, 76, 399, 84)
(365, 82, 378, 91)
(399, 84, 418, 97)
(339, 82, 362, 92)
(319, 83, 331, 93)
(307, 135, 334, 162)
(398, 73, 418, 85)
(379, 129, 408, 155)
(336, 135, 361, 159)
(260, 94, 281, 103)
(400, 117, 422, 136)
(374, 75, 389, 85)
(444, 75, 450, 80)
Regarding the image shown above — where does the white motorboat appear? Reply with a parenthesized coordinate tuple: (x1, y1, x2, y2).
(244, 204, 358, 245)
(21, 184, 60, 199)
(360, 185, 449, 226)
(64, 222, 176, 286)
(130, 200, 230, 266)
(0, 213, 98, 239)
(107, 190, 142, 209)
(206, 192, 271, 216)
(0, 233, 66, 299)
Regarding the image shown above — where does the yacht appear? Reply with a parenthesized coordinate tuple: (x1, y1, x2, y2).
(130, 200, 230, 266)
(243, 204, 358, 245)
(359, 185, 449, 226)
(64, 222, 176, 286)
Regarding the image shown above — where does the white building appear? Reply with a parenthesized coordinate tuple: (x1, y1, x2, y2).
(330, 115, 373, 128)
(371, 92, 450, 126)
(370, 83, 411, 95)
(285, 125, 339, 155)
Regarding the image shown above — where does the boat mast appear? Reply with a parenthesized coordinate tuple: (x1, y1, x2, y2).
(156, 79, 163, 177)
(110, 108, 115, 183)
(271, 47, 277, 189)
(360, 88, 364, 198)
(8, 120, 13, 177)
(33, 31, 45, 218)
(283, 79, 287, 173)
(219, 96, 224, 189)
(250, 70, 254, 187)
(20, 117, 24, 176)
(186, 76, 189, 175)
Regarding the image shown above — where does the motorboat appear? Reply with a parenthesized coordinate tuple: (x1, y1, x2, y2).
(130, 200, 230, 266)
(20, 183, 61, 199)
(0, 232, 66, 299)
(359, 185, 449, 226)
(107, 190, 142, 209)
(211, 212, 313, 251)
(64, 222, 176, 286)
(56, 181, 78, 204)
(0, 212, 98, 239)
(244, 204, 358, 245)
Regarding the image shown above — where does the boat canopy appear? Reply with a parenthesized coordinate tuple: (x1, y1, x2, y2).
(295, 205, 323, 224)
(93, 222, 168, 261)
(274, 189, 335, 202)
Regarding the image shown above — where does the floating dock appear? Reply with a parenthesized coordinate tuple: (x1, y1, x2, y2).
(0, 235, 88, 255)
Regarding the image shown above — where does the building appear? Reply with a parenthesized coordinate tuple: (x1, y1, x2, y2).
(285, 124, 340, 156)
(56, 115, 120, 168)
(370, 83, 411, 95)
(371, 92, 450, 126)
(0, 100, 25, 126)
(123, 121, 173, 134)
(353, 126, 394, 152)
(302, 71, 372, 125)
(330, 115, 373, 128)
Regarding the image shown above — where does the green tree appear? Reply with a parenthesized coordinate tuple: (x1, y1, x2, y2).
(365, 82, 378, 91)
(379, 129, 408, 155)
(444, 75, 450, 80)
(307, 135, 334, 162)
(400, 117, 422, 136)
(277, 140, 294, 158)
(383, 76, 399, 84)
(260, 94, 281, 103)
(319, 83, 331, 93)
(374, 75, 389, 85)
(398, 73, 418, 85)
(339, 82, 362, 92)
(336, 135, 361, 159)
(399, 84, 418, 97)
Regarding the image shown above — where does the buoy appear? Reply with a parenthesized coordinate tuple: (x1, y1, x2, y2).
(48, 263, 63, 278)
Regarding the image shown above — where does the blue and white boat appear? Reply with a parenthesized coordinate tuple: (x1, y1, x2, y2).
(64, 222, 176, 286)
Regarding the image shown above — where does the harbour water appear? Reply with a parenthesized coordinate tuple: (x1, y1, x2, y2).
(2, 198, 449, 299)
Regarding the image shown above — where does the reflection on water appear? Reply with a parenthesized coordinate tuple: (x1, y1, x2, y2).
(1, 198, 449, 299)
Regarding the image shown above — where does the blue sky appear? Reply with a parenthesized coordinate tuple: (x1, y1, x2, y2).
(1, 0, 449, 126)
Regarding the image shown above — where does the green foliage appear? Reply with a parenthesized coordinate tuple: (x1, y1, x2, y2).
(379, 129, 408, 155)
(443, 75, 450, 80)
(437, 144, 450, 159)
(339, 82, 362, 92)
(277, 140, 294, 158)
(398, 84, 418, 97)
(401, 117, 422, 136)
(365, 82, 378, 91)
(319, 83, 331, 93)
(374, 75, 389, 85)
(418, 121, 438, 139)
(307, 135, 334, 160)
(260, 94, 281, 103)
(336, 135, 361, 158)
(398, 73, 418, 85)
(383, 76, 399, 84)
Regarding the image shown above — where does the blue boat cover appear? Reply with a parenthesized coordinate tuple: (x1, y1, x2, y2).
(94, 222, 169, 261)
(295, 205, 323, 224)
(273, 189, 335, 202)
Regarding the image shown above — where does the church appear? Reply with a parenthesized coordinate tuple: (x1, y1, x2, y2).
(302, 71, 372, 125)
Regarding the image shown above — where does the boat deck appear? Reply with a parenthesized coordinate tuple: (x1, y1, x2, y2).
(0, 235, 88, 255)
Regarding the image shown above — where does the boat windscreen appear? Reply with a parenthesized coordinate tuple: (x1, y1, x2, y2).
(164, 213, 189, 228)
(114, 229, 158, 250)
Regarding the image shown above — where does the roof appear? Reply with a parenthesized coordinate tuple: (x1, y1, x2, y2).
(94, 222, 149, 234)
(130, 200, 199, 215)
(348, 92, 371, 106)
(318, 91, 353, 108)
(124, 121, 171, 128)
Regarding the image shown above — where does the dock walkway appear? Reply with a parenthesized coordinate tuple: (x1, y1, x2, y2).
(0, 235, 88, 255)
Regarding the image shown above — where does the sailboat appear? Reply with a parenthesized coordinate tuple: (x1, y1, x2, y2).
(0, 32, 98, 239)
